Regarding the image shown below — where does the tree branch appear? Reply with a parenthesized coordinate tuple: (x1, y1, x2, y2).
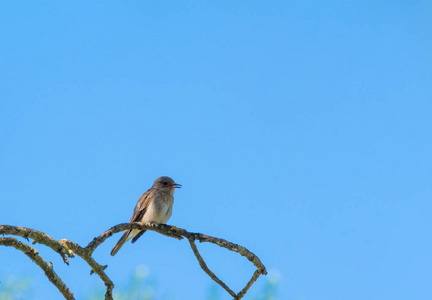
(0, 225, 72, 265)
(0, 237, 75, 300)
(1, 223, 267, 300)
(187, 236, 237, 298)
(88, 222, 267, 299)
(60, 239, 115, 300)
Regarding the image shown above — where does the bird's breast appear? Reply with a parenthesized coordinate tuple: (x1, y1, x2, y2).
(142, 196, 173, 224)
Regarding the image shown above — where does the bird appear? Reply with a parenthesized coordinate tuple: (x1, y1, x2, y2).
(110, 176, 181, 256)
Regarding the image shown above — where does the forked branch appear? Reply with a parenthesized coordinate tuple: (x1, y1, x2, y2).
(0, 223, 267, 300)
(0, 236, 75, 300)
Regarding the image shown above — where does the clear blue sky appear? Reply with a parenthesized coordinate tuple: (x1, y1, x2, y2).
(1, 1, 431, 299)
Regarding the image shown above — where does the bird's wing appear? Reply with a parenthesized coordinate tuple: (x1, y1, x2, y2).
(111, 188, 155, 255)
(129, 188, 153, 223)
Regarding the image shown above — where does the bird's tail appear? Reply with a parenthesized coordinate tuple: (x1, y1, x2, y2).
(111, 230, 132, 256)
(131, 230, 147, 243)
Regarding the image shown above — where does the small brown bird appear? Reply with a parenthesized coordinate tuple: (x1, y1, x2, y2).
(111, 176, 181, 256)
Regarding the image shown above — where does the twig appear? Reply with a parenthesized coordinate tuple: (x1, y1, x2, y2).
(61, 240, 114, 300)
(187, 237, 237, 298)
(236, 269, 262, 299)
(193, 233, 267, 276)
(0, 237, 75, 300)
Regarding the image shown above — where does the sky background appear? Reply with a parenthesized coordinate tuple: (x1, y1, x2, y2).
(1, 1, 432, 299)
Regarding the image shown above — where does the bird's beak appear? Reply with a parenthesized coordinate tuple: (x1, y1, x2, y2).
(173, 183, 182, 188)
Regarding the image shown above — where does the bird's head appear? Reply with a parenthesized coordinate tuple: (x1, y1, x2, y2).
(153, 176, 182, 194)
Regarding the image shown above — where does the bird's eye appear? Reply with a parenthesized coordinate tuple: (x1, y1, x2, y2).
(163, 182, 168, 185)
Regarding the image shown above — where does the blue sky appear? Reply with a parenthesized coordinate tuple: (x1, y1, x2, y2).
(1, 1, 431, 299)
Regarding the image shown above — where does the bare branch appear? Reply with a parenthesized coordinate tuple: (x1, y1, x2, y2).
(0, 237, 75, 300)
(85, 222, 182, 254)
(0, 225, 72, 265)
(237, 269, 262, 299)
(60, 240, 114, 300)
(193, 233, 267, 275)
(1, 223, 267, 300)
(187, 237, 237, 298)
(91, 222, 267, 299)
